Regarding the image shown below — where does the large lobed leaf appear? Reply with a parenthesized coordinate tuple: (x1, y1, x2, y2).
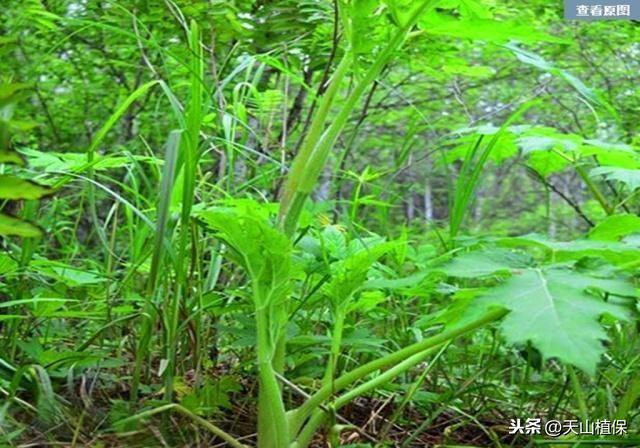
(438, 246, 636, 375)
(419, 13, 565, 44)
(476, 268, 632, 375)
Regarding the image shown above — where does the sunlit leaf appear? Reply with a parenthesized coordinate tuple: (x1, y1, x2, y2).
(499, 233, 640, 265)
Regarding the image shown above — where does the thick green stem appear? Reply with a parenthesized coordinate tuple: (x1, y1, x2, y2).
(293, 411, 325, 448)
(256, 309, 289, 447)
(273, 333, 286, 375)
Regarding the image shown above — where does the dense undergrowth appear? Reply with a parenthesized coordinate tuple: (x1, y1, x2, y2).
(1, 1, 640, 447)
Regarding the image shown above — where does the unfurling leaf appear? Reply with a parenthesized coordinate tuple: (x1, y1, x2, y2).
(197, 202, 292, 308)
(324, 240, 393, 307)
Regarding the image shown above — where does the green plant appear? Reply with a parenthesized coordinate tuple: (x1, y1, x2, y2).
(0, 83, 51, 237)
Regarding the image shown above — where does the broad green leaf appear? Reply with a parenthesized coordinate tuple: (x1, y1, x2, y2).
(515, 129, 640, 175)
(438, 248, 532, 278)
(588, 214, 640, 241)
(321, 225, 347, 259)
(457, 0, 492, 18)
(347, 235, 386, 255)
(592, 151, 640, 170)
(513, 129, 573, 175)
(419, 289, 492, 330)
(0, 174, 52, 200)
(525, 151, 569, 176)
(478, 268, 632, 375)
(517, 128, 582, 154)
(580, 140, 640, 170)
(590, 167, 640, 191)
(499, 234, 640, 265)
(346, 290, 388, 313)
(0, 213, 42, 238)
(582, 139, 638, 156)
(447, 130, 518, 164)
